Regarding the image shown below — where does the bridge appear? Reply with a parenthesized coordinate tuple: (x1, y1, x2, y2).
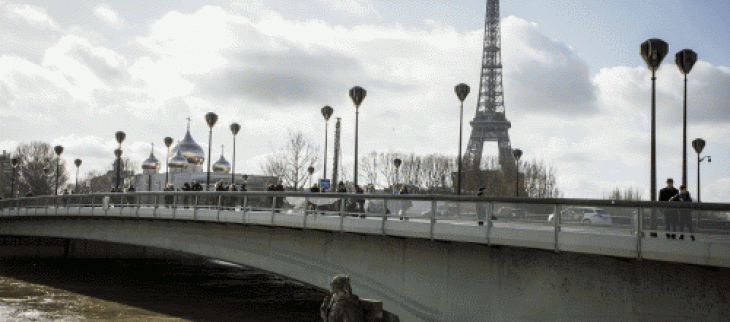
(1, 192, 729, 321)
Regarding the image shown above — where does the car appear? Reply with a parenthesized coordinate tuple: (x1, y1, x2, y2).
(547, 207, 612, 226)
(494, 207, 527, 220)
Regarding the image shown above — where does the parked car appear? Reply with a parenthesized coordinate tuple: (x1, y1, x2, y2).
(548, 207, 612, 226)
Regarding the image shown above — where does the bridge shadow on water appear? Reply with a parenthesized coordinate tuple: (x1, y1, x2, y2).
(0, 257, 327, 322)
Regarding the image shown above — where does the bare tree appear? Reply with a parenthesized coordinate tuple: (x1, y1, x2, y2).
(12, 142, 68, 196)
(519, 159, 561, 198)
(261, 131, 320, 190)
(81, 157, 138, 192)
(604, 187, 642, 201)
(359, 152, 380, 187)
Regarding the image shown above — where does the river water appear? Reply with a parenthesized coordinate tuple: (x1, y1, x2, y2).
(0, 258, 327, 322)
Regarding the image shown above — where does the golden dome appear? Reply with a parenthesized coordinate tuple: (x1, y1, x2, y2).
(170, 126, 205, 166)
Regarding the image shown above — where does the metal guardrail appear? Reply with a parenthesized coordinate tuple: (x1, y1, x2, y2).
(1, 192, 729, 267)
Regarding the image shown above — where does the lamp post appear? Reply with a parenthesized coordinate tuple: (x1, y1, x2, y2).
(53, 145, 63, 195)
(454, 83, 470, 195)
(321, 106, 333, 184)
(205, 112, 218, 191)
(512, 149, 522, 197)
(349, 87, 366, 186)
(675, 49, 698, 188)
(692, 138, 710, 202)
(164, 137, 173, 186)
(307, 166, 315, 189)
(115, 131, 126, 191)
(640, 39, 669, 201)
(394, 158, 402, 191)
(74, 159, 82, 193)
(10, 158, 18, 198)
(230, 123, 240, 185)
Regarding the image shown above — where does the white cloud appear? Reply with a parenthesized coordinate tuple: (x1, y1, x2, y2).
(0, 3, 728, 202)
(93, 3, 125, 29)
(4, 3, 59, 30)
(317, 0, 377, 16)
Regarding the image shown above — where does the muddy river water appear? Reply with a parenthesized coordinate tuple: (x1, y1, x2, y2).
(0, 258, 327, 322)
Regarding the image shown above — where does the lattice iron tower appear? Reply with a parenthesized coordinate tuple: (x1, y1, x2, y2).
(466, 0, 513, 168)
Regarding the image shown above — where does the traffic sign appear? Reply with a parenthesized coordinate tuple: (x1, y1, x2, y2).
(319, 179, 331, 191)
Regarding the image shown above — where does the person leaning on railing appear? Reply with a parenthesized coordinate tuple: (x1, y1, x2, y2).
(669, 185, 695, 241)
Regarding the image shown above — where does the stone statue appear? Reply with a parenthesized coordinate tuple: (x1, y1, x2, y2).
(320, 275, 400, 322)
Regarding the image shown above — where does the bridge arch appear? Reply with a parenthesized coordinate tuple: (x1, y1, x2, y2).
(1, 216, 728, 322)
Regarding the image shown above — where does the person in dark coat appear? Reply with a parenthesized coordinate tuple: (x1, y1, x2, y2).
(182, 182, 191, 208)
(658, 178, 679, 239)
(670, 185, 694, 241)
(163, 183, 175, 207)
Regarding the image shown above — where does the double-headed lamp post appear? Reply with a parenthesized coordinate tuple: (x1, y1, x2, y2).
(115, 131, 126, 191)
(512, 149, 522, 197)
(230, 123, 240, 185)
(394, 158, 402, 191)
(10, 158, 18, 198)
(640, 39, 669, 201)
(349, 87, 366, 186)
(321, 106, 333, 184)
(54, 145, 64, 195)
(164, 137, 173, 186)
(454, 83, 470, 195)
(74, 159, 82, 193)
(675, 49, 698, 188)
(205, 112, 219, 191)
(692, 138, 710, 202)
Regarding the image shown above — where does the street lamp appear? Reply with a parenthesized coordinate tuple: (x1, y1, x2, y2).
(115, 131, 126, 191)
(53, 145, 64, 195)
(164, 137, 173, 186)
(205, 112, 219, 191)
(321, 105, 333, 185)
(675, 49, 698, 188)
(307, 166, 315, 189)
(74, 159, 82, 193)
(640, 39, 669, 201)
(10, 158, 18, 198)
(230, 123, 240, 185)
(393, 158, 402, 191)
(512, 149, 522, 197)
(454, 83, 470, 195)
(349, 86, 366, 186)
(692, 138, 710, 202)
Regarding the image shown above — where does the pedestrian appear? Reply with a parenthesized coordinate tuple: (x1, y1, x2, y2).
(310, 183, 320, 193)
(355, 185, 365, 216)
(476, 187, 486, 226)
(163, 183, 175, 207)
(228, 183, 238, 210)
(274, 180, 285, 212)
(659, 178, 679, 239)
(182, 182, 191, 208)
(398, 186, 411, 220)
(670, 185, 694, 241)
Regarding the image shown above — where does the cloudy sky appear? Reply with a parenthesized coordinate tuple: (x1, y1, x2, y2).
(1, 0, 728, 201)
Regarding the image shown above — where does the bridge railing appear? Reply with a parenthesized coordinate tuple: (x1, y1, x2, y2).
(1, 191, 729, 267)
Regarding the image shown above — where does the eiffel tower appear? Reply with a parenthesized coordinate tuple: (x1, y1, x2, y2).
(465, 0, 513, 168)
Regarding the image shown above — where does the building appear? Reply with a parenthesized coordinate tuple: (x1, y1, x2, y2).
(0, 151, 12, 198)
(129, 124, 276, 191)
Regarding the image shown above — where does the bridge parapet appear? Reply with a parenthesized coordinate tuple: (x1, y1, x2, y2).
(1, 191, 729, 268)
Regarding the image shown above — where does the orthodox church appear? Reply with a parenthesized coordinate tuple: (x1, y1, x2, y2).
(130, 123, 276, 191)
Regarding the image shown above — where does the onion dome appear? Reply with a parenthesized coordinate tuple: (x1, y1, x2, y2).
(141, 144, 161, 171)
(212, 145, 231, 173)
(168, 147, 188, 169)
(170, 121, 205, 165)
